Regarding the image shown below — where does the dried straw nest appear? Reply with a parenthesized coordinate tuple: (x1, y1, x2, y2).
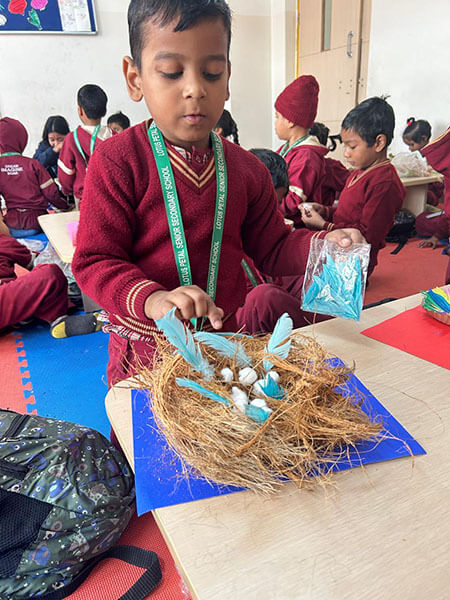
(136, 332, 383, 494)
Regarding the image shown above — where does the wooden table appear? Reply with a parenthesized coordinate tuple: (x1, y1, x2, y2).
(38, 211, 79, 264)
(400, 174, 442, 216)
(105, 295, 450, 600)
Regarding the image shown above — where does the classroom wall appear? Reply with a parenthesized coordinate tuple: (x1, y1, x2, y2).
(367, 0, 449, 155)
(0, 0, 279, 154)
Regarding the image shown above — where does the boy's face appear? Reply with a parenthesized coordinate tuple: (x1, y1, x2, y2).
(341, 128, 386, 170)
(275, 111, 290, 141)
(124, 17, 230, 151)
(109, 122, 124, 135)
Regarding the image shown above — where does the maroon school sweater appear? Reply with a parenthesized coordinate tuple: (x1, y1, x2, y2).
(72, 121, 323, 337)
(421, 128, 450, 235)
(324, 160, 405, 276)
(277, 136, 328, 227)
(0, 234, 32, 282)
(58, 125, 111, 199)
(0, 118, 67, 230)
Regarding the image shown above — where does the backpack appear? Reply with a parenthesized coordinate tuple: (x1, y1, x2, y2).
(0, 410, 161, 599)
(385, 209, 416, 253)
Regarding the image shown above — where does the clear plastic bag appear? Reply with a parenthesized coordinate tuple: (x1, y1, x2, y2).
(391, 151, 428, 178)
(301, 238, 371, 321)
(34, 242, 75, 284)
(16, 238, 45, 254)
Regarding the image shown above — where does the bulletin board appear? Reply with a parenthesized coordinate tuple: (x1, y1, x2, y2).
(0, 0, 97, 33)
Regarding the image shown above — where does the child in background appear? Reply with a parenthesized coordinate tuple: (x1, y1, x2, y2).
(214, 108, 239, 144)
(309, 122, 349, 207)
(300, 97, 405, 278)
(403, 118, 444, 207)
(238, 148, 330, 333)
(275, 75, 328, 228)
(33, 115, 70, 180)
(58, 84, 112, 205)
(72, 0, 364, 385)
(0, 117, 68, 238)
(419, 128, 450, 284)
(107, 111, 131, 135)
(0, 214, 100, 337)
(249, 148, 289, 202)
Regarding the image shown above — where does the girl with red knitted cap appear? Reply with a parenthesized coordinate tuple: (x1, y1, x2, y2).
(275, 75, 328, 228)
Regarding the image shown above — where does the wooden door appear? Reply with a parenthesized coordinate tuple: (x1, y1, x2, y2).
(297, 0, 371, 155)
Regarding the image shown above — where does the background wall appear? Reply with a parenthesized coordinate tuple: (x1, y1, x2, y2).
(367, 0, 449, 154)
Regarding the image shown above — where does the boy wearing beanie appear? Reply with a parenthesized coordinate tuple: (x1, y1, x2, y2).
(275, 75, 328, 228)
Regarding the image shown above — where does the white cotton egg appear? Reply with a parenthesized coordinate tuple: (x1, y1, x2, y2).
(220, 368, 234, 383)
(0, 15, 7, 27)
(231, 386, 249, 404)
(250, 398, 267, 409)
(238, 367, 258, 385)
(253, 379, 265, 396)
(267, 371, 280, 383)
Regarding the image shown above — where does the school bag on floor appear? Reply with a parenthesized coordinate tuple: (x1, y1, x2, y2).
(0, 410, 162, 599)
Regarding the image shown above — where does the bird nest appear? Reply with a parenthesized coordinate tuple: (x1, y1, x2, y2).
(135, 330, 383, 494)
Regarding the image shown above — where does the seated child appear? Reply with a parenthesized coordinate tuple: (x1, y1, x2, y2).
(419, 127, 450, 284)
(58, 84, 112, 205)
(403, 117, 444, 206)
(0, 117, 68, 238)
(309, 122, 349, 207)
(238, 148, 330, 333)
(0, 214, 100, 337)
(214, 109, 239, 144)
(275, 75, 328, 228)
(107, 111, 131, 135)
(33, 115, 70, 180)
(300, 97, 405, 277)
(72, 0, 364, 386)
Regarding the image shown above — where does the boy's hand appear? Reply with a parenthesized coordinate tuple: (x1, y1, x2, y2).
(299, 205, 325, 229)
(325, 228, 367, 247)
(145, 286, 224, 330)
(418, 235, 440, 249)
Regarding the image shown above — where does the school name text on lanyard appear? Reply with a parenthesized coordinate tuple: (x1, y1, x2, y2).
(147, 121, 228, 312)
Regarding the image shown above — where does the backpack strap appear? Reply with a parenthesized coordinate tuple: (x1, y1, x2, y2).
(36, 545, 162, 600)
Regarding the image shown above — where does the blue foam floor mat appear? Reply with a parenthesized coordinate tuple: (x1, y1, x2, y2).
(15, 320, 110, 436)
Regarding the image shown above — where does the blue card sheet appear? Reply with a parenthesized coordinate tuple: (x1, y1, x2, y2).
(132, 359, 426, 516)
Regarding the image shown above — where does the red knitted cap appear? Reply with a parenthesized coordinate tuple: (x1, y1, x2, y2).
(275, 75, 319, 129)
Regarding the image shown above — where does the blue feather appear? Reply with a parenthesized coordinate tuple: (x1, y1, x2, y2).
(194, 331, 252, 367)
(176, 378, 230, 406)
(263, 312, 293, 370)
(245, 404, 270, 423)
(156, 308, 214, 379)
(258, 375, 285, 400)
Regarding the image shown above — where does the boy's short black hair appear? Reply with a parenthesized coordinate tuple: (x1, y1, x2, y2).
(107, 111, 131, 130)
(403, 118, 431, 142)
(42, 115, 70, 141)
(77, 84, 108, 120)
(215, 109, 239, 144)
(342, 96, 395, 146)
(128, 0, 232, 71)
(249, 148, 289, 191)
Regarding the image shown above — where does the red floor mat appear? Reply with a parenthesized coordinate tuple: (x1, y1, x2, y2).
(67, 512, 191, 600)
(364, 239, 449, 305)
(0, 331, 32, 413)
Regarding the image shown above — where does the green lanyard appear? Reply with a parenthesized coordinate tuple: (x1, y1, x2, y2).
(147, 122, 228, 327)
(241, 259, 260, 288)
(73, 124, 100, 166)
(0, 152, 21, 157)
(279, 134, 309, 158)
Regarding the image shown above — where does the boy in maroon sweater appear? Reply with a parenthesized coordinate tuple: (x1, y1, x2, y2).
(300, 97, 405, 277)
(0, 118, 68, 237)
(275, 76, 328, 228)
(58, 84, 112, 205)
(72, 0, 365, 385)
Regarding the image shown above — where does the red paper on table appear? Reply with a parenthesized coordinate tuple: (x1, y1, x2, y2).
(361, 305, 450, 370)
